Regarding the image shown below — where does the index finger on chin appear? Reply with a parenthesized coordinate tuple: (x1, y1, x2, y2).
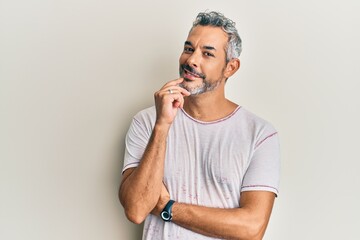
(161, 78, 184, 89)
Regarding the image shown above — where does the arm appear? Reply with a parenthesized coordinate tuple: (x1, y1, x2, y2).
(119, 126, 168, 224)
(152, 127, 280, 239)
(152, 188, 275, 240)
(119, 78, 190, 224)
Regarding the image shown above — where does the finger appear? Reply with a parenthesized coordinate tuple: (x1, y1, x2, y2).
(172, 93, 185, 109)
(162, 91, 184, 108)
(163, 86, 190, 96)
(161, 78, 184, 89)
(156, 88, 184, 101)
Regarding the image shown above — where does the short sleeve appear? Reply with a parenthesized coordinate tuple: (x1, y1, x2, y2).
(122, 117, 151, 174)
(241, 130, 280, 196)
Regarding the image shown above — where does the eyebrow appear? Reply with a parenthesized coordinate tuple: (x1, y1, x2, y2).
(204, 45, 216, 51)
(184, 41, 216, 51)
(184, 41, 192, 46)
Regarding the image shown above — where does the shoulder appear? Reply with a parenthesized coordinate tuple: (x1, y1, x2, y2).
(237, 107, 278, 141)
(128, 106, 157, 133)
(239, 107, 276, 128)
(133, 106, 156, 123)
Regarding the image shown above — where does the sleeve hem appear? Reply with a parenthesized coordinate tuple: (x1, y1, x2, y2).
(241, 185, 279, 197)
(255, 132, 278, 149)
(122, 162, 139, 175)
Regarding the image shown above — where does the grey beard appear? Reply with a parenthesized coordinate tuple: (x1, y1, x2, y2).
(179, 78, 221, 95)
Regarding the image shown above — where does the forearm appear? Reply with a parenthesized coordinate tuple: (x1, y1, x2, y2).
(168, 191, 275, 240)
(120, 124, 170, 223)
(171, 203, 261, 240)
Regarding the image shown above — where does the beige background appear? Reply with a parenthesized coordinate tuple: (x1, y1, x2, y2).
(1, 0, 360, 239)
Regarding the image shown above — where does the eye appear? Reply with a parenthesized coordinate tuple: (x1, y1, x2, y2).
(204, 52, 214, 57)
(184, 47, 194, 53)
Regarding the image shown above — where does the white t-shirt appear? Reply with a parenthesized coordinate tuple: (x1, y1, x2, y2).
(123, 106, 280, 240)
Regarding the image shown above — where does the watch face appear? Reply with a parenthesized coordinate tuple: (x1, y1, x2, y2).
(161, 211, 171, 221)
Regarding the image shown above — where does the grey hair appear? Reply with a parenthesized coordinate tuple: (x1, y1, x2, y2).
(191, 11, 242, 61)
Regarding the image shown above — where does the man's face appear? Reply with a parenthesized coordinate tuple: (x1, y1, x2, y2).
(179, 25, 229, 95)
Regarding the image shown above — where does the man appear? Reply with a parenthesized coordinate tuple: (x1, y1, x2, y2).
(119, 11, 280, 240)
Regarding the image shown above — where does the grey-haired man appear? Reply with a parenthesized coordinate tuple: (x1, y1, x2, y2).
(120, 11, 280, 240)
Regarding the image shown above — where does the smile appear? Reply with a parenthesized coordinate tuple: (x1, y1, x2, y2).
(184, 69, 201, 79)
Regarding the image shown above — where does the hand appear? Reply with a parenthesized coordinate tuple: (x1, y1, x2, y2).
(151, 183, 171, 216)
(154, 78, 190, 126)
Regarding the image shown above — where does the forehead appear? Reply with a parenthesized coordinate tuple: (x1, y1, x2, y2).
(186, 25, 228, 50)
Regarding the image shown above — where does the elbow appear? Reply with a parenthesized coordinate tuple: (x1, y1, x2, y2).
(118, 181, 157, 225)
(241, 219, 268, 240)
(121, 196, 147, 224)
(124, 209, 147, 225)
(119, 188, 149, 224)
(232, 212, 268, 240)
(244, 226, 264, 240)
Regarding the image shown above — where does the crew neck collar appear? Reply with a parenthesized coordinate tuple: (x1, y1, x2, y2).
(180, 106, 242, 125)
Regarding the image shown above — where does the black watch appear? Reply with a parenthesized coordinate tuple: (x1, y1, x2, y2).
(160, 200, 175, 222)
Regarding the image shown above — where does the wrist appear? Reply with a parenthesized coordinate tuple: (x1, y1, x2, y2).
(160, 200, 175, 222)
(153, 122, 171, 134)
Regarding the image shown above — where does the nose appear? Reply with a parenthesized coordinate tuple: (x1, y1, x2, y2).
(186, 50, 201, 68)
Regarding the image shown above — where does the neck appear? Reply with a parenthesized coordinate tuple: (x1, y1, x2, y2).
(183, 85, 238, 122)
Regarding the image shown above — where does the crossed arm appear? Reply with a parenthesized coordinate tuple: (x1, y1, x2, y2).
(121, 164, 275, 240)
(119, 125, 276, 240)
(171, 193, 274, 240)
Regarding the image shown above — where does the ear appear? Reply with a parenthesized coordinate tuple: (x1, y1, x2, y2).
(224, 58, 240, 78)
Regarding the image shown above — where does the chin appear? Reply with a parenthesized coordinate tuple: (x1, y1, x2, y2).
(179, 82, 207, 95)
(181, 78, 222, 96)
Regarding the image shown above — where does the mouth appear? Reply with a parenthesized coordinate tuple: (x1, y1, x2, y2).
(182, 67, 205, 81)
(183, 68, 203, 81)
(179, 64, 206, 81)
(184, 69, 200, 77)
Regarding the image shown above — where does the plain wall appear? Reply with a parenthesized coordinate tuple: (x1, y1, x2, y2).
(1, 0, 360, 239)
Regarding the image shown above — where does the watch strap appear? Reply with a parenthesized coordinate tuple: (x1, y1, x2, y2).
(160, 200, 175, 222)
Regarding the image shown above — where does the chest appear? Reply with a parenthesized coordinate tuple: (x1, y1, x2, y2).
(163, 120, 254, 206)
